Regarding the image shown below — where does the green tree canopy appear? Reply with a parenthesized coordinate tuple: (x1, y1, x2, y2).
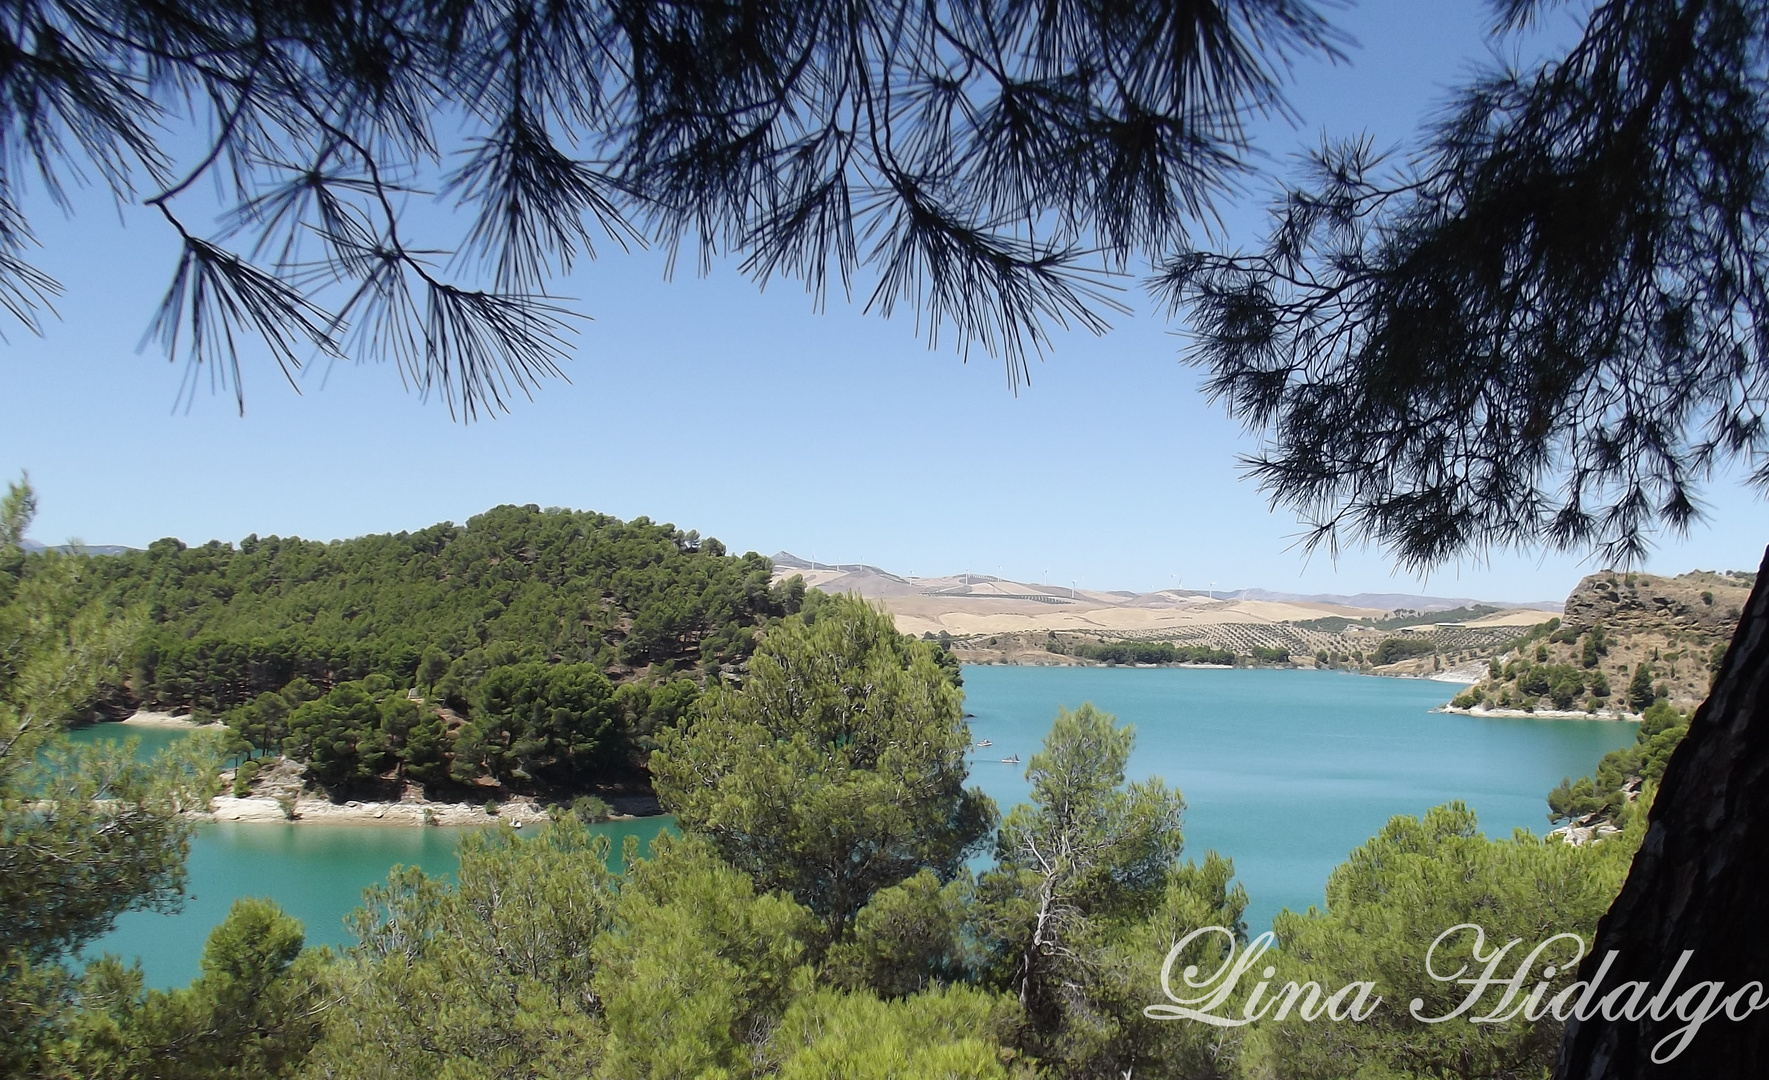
(309, 815, 621, 1079)
(593, 834, 819, 1079)
(651, 594, 994, 942)
(1243, 804, 1637, 1080)
(86, 504, 800, 718)
(0, 477, 222, 1075)
(458, 661, 618, 784)
(56, 899, 327, 1080)
(974, 703, 1193, 1074)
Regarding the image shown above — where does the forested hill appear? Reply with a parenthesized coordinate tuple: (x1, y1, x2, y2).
(81, 503, 805, 734)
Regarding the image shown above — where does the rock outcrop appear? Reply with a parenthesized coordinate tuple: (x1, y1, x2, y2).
(1457, 569, 1755, 714)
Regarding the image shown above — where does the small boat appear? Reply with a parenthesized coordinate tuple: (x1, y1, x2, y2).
(975, 739, 993, 748)
(1000, 754, 1020, 764)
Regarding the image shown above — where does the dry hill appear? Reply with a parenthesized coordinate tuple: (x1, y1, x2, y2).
(771, 557, 1560, 670)
(1449, 569, 1755, 715)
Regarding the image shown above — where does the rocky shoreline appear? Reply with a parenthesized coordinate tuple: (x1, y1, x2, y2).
(1438, 704, 1638, 721)
(117, 710, 228, 730)
(101, 711, 660, 827)
(206, 756, 662, 827)
(202, 789, 557, 827)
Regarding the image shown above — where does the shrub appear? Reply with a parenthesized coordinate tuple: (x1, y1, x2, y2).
(1548, 666, 1587, 709)
(569, 795, 614, 823)
(231, 759, 262, 798)
(1517, 665, 1552, 698)
(1627, 663, 1656, 711)
(1371, 637, 1434, 666)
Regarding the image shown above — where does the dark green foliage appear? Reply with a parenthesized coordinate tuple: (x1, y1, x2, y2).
(1247, 645, 1291, 664)
(1167, 0, 1769, 568)
(231, 759, 261, 798)
(400, 710, 450, 787)
(312, 819, 620, 1078)
(611, 678, 702, 752)
(455, 662, 617, 784)
(1370, 637, 1434, 665)
(1, 482, 227, 1076)
(1244, 805, 1635, 1079)
(973, 704, 1254, 1079)
(652, 596, 994, 942)
(1627, 662, 1657, 711)
(763, 986, 1015, 1080)
(415, 647, 449, 692)
(824, 871, 977, 998)
(2, 734, 220, 966)
(1375, 604, 1498, 629)
(89, 505, 800, 715)
(1548, 701, 1689, 825)
(1477, 623, 1631, 711)
(566, 795, 614, 823)
(1068, 641, 1237, 665)
(1581, 624, 1609, 667)
(57, 899, 327, 1080)
(1505, 661, 1589, 708)
(1548, 665, 1587, 708)
(73, 506, 808, 792)
(282, 677, 408, 791)
(593, 835, 818, 1078)
(230, 692, 293, 757)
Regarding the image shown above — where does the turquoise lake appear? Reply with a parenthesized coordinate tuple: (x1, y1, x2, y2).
(70, 667, 1636, 987)
(958, 666, 1635, 931)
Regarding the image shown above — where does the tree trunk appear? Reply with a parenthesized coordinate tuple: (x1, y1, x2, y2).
(1556, 549, 1769, 1078)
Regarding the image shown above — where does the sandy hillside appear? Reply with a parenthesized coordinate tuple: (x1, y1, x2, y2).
(769, 560, 1555, 640)
(1461, 608, 1562, 628)
(785, 564, 1390, 637)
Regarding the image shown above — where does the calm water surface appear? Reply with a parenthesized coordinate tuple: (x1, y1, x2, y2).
(64, 724, 670, 987)
(959, 666, 1636, 933)
(68, 667, 1634, 986)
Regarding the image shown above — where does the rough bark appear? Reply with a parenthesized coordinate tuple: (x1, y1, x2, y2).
(1556, 548, 1769, 1078)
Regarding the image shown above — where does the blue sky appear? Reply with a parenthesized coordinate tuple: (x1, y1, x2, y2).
(6, 0, 1769, 602)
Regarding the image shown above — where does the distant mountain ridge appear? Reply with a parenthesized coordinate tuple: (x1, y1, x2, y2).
(18, 539, 140, 556)
(1235, 588, 1563, 613)
(771, 552, 1563, 614)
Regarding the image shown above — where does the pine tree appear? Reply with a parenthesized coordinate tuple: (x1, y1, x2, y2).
(1627, 663, 1657, 713)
